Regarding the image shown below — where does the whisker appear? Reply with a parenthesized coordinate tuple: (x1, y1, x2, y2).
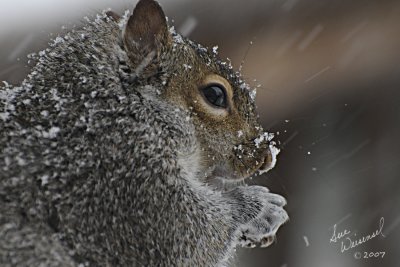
(238, 21, 269, 73)
(239, 74, 279, 93)
(239, 40, 254, 72)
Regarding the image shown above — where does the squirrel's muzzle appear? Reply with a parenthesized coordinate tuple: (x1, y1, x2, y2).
(259, 144, 280, 175)
(233, 132, 280, 178)
(259, 148, 274, 174)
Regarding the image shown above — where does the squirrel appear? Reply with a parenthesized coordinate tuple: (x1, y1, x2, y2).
(0, 0, 288, 266)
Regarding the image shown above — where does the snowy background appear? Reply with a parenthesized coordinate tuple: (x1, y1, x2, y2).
(1, 0, 400, 266)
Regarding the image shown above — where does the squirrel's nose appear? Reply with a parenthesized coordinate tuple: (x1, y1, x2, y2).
(259, 149, 274, 174)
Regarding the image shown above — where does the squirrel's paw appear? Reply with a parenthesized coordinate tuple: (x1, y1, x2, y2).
(237, 187, 288, 248)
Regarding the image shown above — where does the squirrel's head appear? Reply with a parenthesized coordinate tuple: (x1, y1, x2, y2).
(118, 0, 279, 184)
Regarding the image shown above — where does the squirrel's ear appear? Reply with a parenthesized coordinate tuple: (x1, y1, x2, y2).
(124, 0, 171, 59)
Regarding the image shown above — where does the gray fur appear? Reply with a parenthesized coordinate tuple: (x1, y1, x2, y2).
(0, 7, 288, 267)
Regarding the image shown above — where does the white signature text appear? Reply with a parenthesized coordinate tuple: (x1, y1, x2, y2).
(330, 217, 385, 253)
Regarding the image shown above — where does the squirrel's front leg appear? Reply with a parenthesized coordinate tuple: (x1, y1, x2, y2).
(224, 186, 289, 248)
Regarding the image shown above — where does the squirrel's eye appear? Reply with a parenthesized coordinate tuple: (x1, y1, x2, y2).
(201, 85, 227, 108)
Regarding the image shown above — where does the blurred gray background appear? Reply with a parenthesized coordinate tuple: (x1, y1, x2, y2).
(1, 0, 399, 266)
